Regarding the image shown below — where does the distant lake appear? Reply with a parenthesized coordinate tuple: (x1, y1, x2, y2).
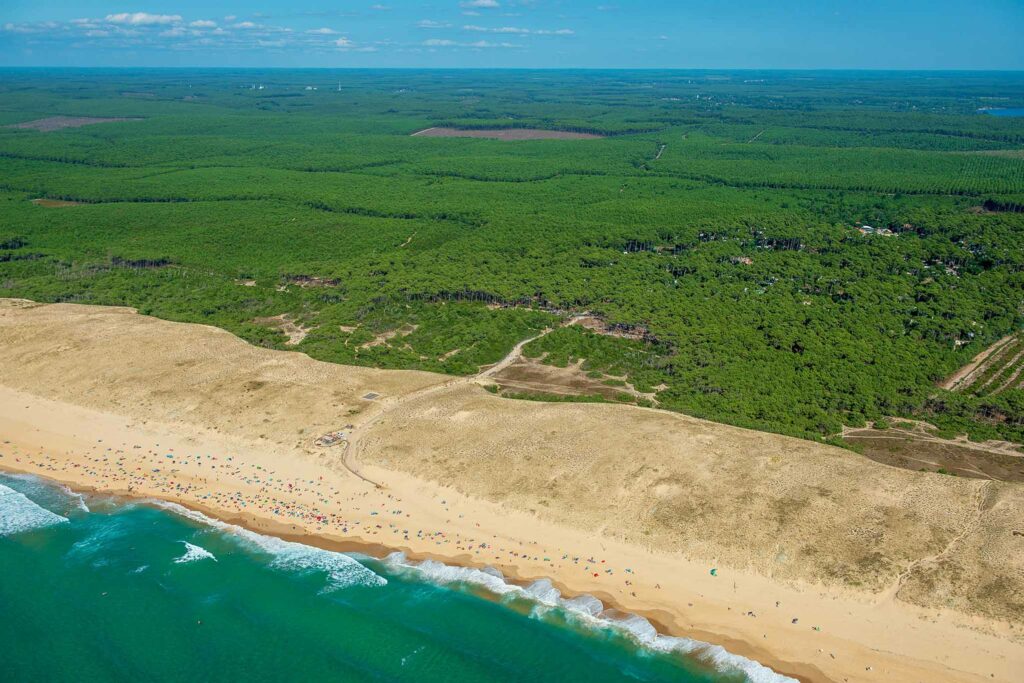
(980, 108, 1024, 117)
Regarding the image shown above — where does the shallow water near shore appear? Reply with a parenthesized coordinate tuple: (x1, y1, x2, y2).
(0, 473, 789, 682)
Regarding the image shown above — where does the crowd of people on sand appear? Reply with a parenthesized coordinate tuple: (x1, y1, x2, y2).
(0, 436, 642, 583)
(1, 434, 823, 646)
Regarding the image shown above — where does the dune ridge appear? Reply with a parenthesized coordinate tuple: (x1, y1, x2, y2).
(0, 298, 1021, 683)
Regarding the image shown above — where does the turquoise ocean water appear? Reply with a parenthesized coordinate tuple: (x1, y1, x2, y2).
(0, 473, 791, 682)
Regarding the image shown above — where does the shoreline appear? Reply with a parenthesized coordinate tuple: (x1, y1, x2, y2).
(1, 300, 1022, 683)
(0, 464, 815, 683)
(2, 391, 1019, 683)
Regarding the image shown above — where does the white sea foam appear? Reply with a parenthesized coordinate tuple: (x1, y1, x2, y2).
(384, 552, 796, 683)
(153, 501, 385, 590)
(523, 578, 562, 605)
(0, 483, 69, 536)
(613, 612, 660, 643)
(66, 514, 133, 560)
(562, 594, 604, 617)
(385, 552, 518, 596)
(60, 485, 90, 513)
(652, 635, 795, 683)
(2, 474, 89, 516)
(174, 541, 217, 564)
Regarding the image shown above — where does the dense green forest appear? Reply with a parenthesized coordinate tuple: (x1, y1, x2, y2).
(1, 69, 1022, 443)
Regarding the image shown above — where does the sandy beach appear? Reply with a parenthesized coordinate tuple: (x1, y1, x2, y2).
(1, 299, 1021, 683)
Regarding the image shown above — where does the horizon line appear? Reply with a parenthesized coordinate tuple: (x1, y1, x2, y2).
(2, 66, 1024, 73)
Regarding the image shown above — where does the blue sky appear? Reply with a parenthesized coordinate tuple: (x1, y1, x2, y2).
(1, 1, 1022, 69)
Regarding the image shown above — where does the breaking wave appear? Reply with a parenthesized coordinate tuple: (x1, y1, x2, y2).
(174, 541, 217, 564)
(153, 501, 385, 591)
(384, 552, 794, 683)
(1, 473, 89, 517)
(60, 485, 90, 513)
(0, 483, 69, 536)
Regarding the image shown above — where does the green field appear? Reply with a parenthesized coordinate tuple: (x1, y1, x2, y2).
(1, 68, 1022, 443)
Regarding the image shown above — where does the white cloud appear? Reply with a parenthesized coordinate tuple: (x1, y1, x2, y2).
(369, 4, 390, 9)
(463, 25, 573, 35)
(3, 21, 60, 34)
(2, 11, 389, 56)
(330, 36, 375, 52)
(417, 19, 451, 29)
(464, 24, 528, 34)
(423, 37, 518, 48)
(460, 0, 499, 8)
(105, 13, 182, 26)
(469, 40, 518, 48)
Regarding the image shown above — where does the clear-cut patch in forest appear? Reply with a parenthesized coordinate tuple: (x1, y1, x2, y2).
(567, 315, 654, 342)
(942, 333, 1024, 396)
(411, 127, 603, 140)
(31, 198, 83, 207)
(253, 313, 315, 346)
(283, 275, 341, 288)
(359, 323, 418, 350)
(9, 116, 142, 132)
(491, 354, 657, 404)
(841, 420, 1024, 482)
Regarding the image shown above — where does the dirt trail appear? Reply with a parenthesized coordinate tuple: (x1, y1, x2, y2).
(984, 346, 1024, 393)
(840, 423, 1023, 458)
(339, 324, 559, 485)
(941, 334, 1016, 390)
(995, 361, 1024, 393)
(882, 481, 995, 602)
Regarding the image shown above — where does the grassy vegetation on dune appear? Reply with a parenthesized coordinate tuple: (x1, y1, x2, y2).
(0, 68, 1022, 442)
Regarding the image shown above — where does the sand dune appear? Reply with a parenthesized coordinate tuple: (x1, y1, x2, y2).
(0, 298, 1021, 683)
(369, 383, 1023, 621)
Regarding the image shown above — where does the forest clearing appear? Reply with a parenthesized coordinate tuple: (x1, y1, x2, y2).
(411, 126, 604, 140)
(841, 419, 1024, 481)
(942, 333, 1024, 396)
(9, 115, 141, 132)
